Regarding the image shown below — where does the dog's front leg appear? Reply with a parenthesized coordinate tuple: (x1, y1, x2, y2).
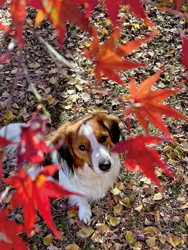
(69, 196, 92, 224)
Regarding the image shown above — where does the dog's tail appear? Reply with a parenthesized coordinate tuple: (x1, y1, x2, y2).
(0, 123, 26, 153)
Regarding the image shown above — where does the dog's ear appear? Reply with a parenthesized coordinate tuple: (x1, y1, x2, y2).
(51, 122, 74, 174)
(101, 114, 120, 144)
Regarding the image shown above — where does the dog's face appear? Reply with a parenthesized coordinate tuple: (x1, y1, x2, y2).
(51, 113, 120, 174)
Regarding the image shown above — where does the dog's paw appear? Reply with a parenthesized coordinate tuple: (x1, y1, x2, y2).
(78, 206, 92, 224)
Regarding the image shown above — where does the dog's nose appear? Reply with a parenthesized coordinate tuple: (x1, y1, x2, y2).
(99, 160, 111, 172)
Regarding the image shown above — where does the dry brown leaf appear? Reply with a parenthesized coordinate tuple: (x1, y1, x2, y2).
(96, 223, 110, 233)
(177, 193, 186, 204)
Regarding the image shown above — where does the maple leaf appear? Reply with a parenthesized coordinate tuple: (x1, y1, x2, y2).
(70, 0, 98, 17)
(107, 199, 115, 207)
(10, 0, 26, 46)
(125, 67, 188, 138)
(17, 117, 55, 165)
(105, 0, 146, 28)
(32, 0, 92, 47)
(0, 208, 28, 250)
(83, 27, 145, 86)
(6, 165, 81, 238)
(180, 30, 188, 71)
(111, 135, 174, 190)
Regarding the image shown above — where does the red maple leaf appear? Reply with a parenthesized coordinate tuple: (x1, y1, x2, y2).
(32, 0, 92, 47)
(5, 165, 81, 238)
(70, 0, 98, 17)
(83, 27, 145, 86)
(105, 0, 146, 28)
(17, 117, 56, 165)
(124, 67, 188, 138)
(107, 199, 115, 207)
(111, 135, 174, 190)
(0, 208, 28, 250)
(180, 30, 188, 72)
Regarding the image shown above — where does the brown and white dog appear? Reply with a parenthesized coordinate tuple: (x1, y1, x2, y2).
(0, 113, 121, 223)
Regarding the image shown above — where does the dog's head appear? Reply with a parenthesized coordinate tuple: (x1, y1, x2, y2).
(51, 113, 120, 174)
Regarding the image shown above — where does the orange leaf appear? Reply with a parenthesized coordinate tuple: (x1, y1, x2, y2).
(127, 68, 188, 138)
(6, 166, 81, 238)
(84, 27, 144, 85)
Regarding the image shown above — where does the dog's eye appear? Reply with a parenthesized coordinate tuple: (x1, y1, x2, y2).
(78, 145, 87, 151)
(100, 135, 108, 143)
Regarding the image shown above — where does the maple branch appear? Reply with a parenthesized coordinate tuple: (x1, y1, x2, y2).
(33, 30, 73, 69)
(23, 66, 50, 117)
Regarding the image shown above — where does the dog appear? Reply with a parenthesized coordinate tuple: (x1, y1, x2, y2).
(0, 112, 121, 223)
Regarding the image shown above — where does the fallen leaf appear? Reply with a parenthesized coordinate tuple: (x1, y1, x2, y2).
(177, 193, 186, 204)
(113, 204, 123, 215)
(180, 202, 188, 209)
(154, 192, 162, 201)
(79, 227, 94, 238)
(120, 198, 130, 208)
(43, 234, 53, 245)
(143, 226, 158, 237)
(109, 216, 120, 226)
(115, 182, 125, 190)
(126, 231, 135, 245)
(111, 187, 121, 195)
(66, 243, 80, 250)
(168, 234, 181, 247)
(68, 208, 78, 217)
(134, 204, 143, 212)
(6, 111, 15, 120)
(146, 237, 157, 247)
(95, 223, 110, 233)
(28, 62, 40, 68)
(50, 77, 58, 84)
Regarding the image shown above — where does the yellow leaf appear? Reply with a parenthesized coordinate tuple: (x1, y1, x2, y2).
(143, 226, 158, 237)
(168, 234, 181, 247)
(68, 208, 78, 217)
(154, 192, 162, 200)
(177, 193, 186, 204)
(66, 243, 80, 250)
(146, 237, 156, 247)
(109, 216, 120, 227)
(111, 187, 121, 195)
(79, 227, 94, 238)
(6, 111, 15, 120)
(126, 231, 135, 245)
(134, 204, 143, 212)
(185, 213, 188, 226)
(96, 223, 109, 233)
(101, 28, 108, 34)
(181, 202, 188, 209)
(116, 182, 125, 190)
(120, 198, 130, 208)
(84, 42, 90, 46)
(113, 204, 123, 215)
(88, 68, 92, 72)
(43, 234, 53, 245)
(133, 241, 142, 249)
(50, 77, 57, 84)
(91, 231, 103, 243)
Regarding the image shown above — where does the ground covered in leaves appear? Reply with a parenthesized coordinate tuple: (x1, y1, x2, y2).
(0, 2, 188, 250)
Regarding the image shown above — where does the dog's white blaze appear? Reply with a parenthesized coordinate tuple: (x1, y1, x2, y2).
(81, 123, 114, 174)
